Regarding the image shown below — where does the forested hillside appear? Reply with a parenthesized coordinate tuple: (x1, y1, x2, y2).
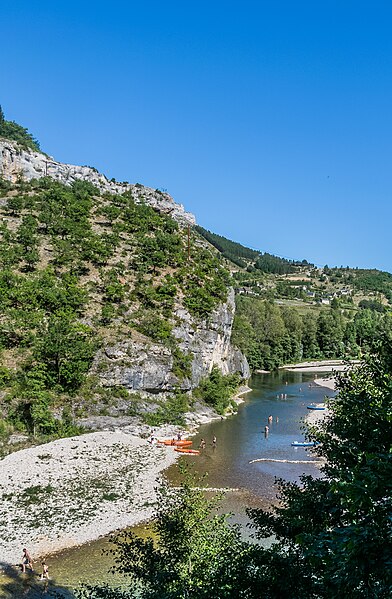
(195, 225, 307, 272)
(0, 175, 236, 442)
(192, 225, 392, 371)
(232, 295, 392, 370)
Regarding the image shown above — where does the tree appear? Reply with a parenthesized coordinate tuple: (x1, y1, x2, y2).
(34, 311, 97, 391)
(316, 310, 344, 357)
(77, 469, 253, 599)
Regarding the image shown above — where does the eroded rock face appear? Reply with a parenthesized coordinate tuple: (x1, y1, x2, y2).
(0, 139, 195, 225)
(94, 289, 250, 396)
(0, 138, 249, 399)
(96, 340, 188, 393)
(173, 288, 250, 386)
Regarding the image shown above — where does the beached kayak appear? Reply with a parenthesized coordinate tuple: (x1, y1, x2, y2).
(307, 405, 326, 410)
(158, 439, 193, 447)
(174, 447, 200, 455)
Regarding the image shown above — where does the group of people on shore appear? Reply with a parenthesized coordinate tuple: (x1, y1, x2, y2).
(21, 548, 49, 580)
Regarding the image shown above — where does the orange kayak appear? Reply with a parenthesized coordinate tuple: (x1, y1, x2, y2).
(174, 447, 200, 455)
(158, 439, 193, 447)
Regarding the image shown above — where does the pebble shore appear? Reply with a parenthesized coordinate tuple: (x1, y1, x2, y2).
(0, 387, 252, 566)
(0, 429, 180, 565)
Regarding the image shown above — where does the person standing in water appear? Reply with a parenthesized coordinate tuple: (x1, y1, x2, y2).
(268, 415, 273, 424)
(212, 436, 217, 448)
(264, 425, 269, 437)
(21, 548, 33, 573)
(40, 560, 49, 580)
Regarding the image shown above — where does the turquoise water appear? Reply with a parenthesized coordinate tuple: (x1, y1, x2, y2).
(1, 371, 333, 597)
(178, 370, 331, 502)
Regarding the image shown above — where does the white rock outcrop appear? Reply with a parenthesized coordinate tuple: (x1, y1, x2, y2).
(94, 288, 250, 398)
(0, 138, 195, 225)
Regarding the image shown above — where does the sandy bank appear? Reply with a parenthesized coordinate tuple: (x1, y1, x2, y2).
(282, 359, 359, 373)
(313, 376, 336, 391)
(0, 430, 180, 565)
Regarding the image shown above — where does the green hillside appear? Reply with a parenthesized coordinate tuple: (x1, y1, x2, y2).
(195, 224, 307, 273)
(195, 226, 392, 371)
(0, 176, 232, 442)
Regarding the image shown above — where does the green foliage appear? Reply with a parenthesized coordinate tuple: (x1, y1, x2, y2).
(0, 105, 40, 151)
(33, 311, 97, 391)
(143, 392, 190, 426)
(255, 252, 299, 274)
(182, 250, 229, 319)
(358, 298, 386, 312)
(78, 469, 251, 599)
(232, 295, 392, 370)
(136, 311, 173, 342)
(193, 365, 241, 414)
(352, 268, 392, 296)
(171, 346, 192, 380)
(232, 297, 304, 370)
(195, 225, 259, 264)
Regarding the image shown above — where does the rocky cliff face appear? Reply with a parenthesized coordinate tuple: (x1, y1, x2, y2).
(0, 139, 195, 225)
(94, 288, 249, 396)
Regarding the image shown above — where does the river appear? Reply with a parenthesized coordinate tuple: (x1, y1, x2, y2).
(1, 371, 333, 598)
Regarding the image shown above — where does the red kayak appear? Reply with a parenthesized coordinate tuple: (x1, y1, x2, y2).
(158, 439, 193, 447)
(174, 447, 200, 455)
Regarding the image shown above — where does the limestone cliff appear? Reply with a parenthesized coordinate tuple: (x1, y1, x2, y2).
(94, 288, 249, 397)
(0, 138, 195, 225)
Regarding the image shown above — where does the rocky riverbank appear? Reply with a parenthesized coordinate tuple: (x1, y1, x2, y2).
(282, 359, 359, 373)
(0, 385, 252, 566)
(0, 428, 182, 565)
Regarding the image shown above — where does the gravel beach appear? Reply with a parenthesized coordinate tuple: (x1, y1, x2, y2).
(0, 430, 180, 565)
(0, 388, 253, 567)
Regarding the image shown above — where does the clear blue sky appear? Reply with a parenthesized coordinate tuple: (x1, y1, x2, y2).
(1, 1, 392, 271)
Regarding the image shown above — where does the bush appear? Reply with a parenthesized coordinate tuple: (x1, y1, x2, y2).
(143, 392, 189, 426)
(194, 366, 242, 414)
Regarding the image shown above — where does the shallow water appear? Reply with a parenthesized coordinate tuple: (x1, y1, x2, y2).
(1, 371, 333, 597)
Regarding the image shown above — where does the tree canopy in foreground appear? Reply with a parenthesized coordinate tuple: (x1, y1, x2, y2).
(77, 334, 392, 599)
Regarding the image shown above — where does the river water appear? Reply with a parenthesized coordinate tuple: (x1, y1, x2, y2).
(1, 371, 333, 598)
